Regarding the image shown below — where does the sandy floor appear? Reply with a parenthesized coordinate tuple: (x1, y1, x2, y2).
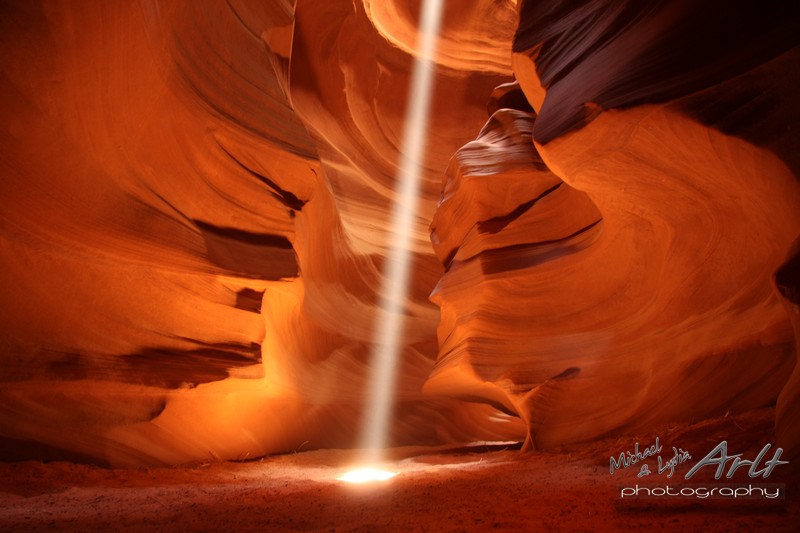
(1, 409, 798, 532)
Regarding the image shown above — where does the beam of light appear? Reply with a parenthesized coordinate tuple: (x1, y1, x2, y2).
(358, 0, 445, 468)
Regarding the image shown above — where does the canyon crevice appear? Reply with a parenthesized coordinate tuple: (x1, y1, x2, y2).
(1, 0, 798, 467)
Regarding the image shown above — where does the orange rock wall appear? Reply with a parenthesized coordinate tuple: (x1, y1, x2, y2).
(424, 0, 800, 453)
(1, 0, 798, 466)
(0, 0, 524, 466)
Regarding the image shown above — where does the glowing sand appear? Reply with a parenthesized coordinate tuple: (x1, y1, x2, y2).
(337, 467, 399, 483)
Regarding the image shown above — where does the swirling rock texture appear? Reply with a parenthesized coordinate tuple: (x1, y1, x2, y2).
(775, 239, 800, 463)
(0, 0, 524, 466)
(2, 0, 799, 468)
(427, 0, 800, 456)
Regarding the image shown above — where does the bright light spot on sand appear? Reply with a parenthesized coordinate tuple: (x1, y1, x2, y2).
(338, 468, 399, 483)
(358, 0, 445, 467)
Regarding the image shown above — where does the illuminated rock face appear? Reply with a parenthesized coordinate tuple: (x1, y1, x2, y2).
(0, 0, 524, 466)
(426, 0, 800, 452)
(429, 101, 799, 450)
(1, 0, 798, 466)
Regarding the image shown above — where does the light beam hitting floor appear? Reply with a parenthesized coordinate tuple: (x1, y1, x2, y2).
(354, 0, 445, 474)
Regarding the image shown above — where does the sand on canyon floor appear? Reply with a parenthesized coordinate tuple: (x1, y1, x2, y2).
(0, 408, 797, 532)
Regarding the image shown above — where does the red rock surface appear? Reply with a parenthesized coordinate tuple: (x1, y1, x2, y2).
(1, 0, 799, 487)
(431, 0, 800, 458)
(1, 409, 797, 532)
(0, 0, 523, 466)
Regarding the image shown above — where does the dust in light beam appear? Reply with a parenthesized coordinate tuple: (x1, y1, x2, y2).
(343, 0, 445, 482)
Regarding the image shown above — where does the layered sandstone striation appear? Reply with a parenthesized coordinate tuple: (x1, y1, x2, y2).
(0, 0, 523, 466)
(775, 239, 800, 463)
(426, 0, 800, 453)
(2, 0, 798, 467)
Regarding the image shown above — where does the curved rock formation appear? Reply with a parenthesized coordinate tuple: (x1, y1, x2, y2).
(512, 0, 800, 146)
(775, 238, 800, 463)
(1, 0, 798, 466)
(0, 0, 524, 466)
(426, 0, 800, 453)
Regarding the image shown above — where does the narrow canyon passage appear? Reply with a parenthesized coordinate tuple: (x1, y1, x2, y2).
(1, 0, 799, 530)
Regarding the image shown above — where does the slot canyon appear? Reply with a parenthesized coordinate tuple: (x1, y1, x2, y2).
(1, 0, 798, 530)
